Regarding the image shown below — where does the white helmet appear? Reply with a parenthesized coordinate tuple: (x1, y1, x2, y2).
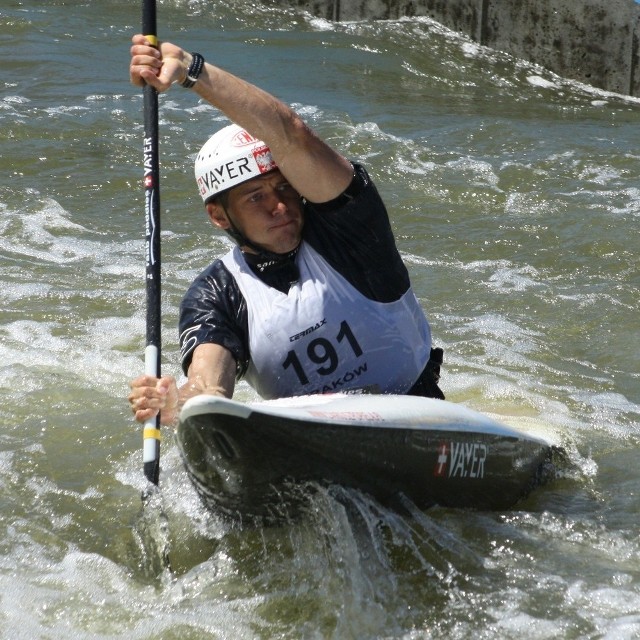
(194, 124, 278, 202)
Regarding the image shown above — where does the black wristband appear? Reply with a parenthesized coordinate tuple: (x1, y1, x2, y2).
(180, 52, 205, 89)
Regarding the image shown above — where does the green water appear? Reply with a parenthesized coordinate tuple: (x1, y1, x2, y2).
(1, 1, 639, 638)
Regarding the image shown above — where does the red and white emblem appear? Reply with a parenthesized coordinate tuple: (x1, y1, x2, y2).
(434, 442, 449, 477)
(253, 146, 277, 174)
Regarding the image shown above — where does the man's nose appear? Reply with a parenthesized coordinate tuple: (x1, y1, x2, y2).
(267, 191, 288, 215)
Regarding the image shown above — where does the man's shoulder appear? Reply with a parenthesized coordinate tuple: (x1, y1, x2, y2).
(183, 251, 239, 303)
(192, 247, 236, 280)
(303, 163, 375, 216)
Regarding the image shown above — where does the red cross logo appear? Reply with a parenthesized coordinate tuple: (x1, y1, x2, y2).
(434, 442, 448, 477)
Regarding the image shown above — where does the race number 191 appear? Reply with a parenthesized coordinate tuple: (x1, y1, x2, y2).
(282, 320, 362, 385)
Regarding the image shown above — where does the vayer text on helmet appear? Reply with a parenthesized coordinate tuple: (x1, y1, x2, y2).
(197, 156, 254, 197)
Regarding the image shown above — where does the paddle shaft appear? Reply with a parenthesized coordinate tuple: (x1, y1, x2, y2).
(142, 0, 161, 486)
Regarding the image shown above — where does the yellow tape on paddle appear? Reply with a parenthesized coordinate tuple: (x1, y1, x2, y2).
(143, 427, 162, 441)
(144, 34, 158, 47)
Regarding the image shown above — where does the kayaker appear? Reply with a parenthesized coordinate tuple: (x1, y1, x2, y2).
(127, 34, 444, 425)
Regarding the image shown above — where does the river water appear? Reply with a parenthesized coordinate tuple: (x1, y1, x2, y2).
(1, 1, 639, 638)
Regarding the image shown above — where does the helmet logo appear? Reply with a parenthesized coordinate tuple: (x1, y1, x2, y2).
(231, 130, 260, 147)
(253, 146, 277, 174)
(197, 157, 253, 195)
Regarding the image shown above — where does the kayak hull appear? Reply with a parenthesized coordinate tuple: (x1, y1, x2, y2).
(176, 394, 558, 522)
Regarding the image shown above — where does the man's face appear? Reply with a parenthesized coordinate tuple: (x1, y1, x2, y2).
(209, 170, 304, 255)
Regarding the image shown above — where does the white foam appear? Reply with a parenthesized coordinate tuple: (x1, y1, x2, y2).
(2, 95, 30, 104)
(460, 259, 544, 293)
(527, 75, 559, 89)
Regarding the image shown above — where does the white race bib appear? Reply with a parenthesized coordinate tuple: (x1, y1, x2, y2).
(222, 243, 431, 399)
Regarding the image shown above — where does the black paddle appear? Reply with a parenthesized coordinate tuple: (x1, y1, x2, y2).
(141, 0, 162, 487)
(135, 0, 172, 577)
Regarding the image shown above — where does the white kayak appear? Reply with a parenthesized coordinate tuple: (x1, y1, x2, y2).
(176, 393, 562, 523)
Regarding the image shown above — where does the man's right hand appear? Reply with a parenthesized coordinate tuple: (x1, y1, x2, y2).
(128, 374, 179, 425)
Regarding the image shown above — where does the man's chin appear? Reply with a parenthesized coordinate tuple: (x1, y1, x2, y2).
(268, 229, 302, 254)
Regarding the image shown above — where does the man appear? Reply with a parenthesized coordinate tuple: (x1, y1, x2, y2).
(128, 34, 444, 426)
